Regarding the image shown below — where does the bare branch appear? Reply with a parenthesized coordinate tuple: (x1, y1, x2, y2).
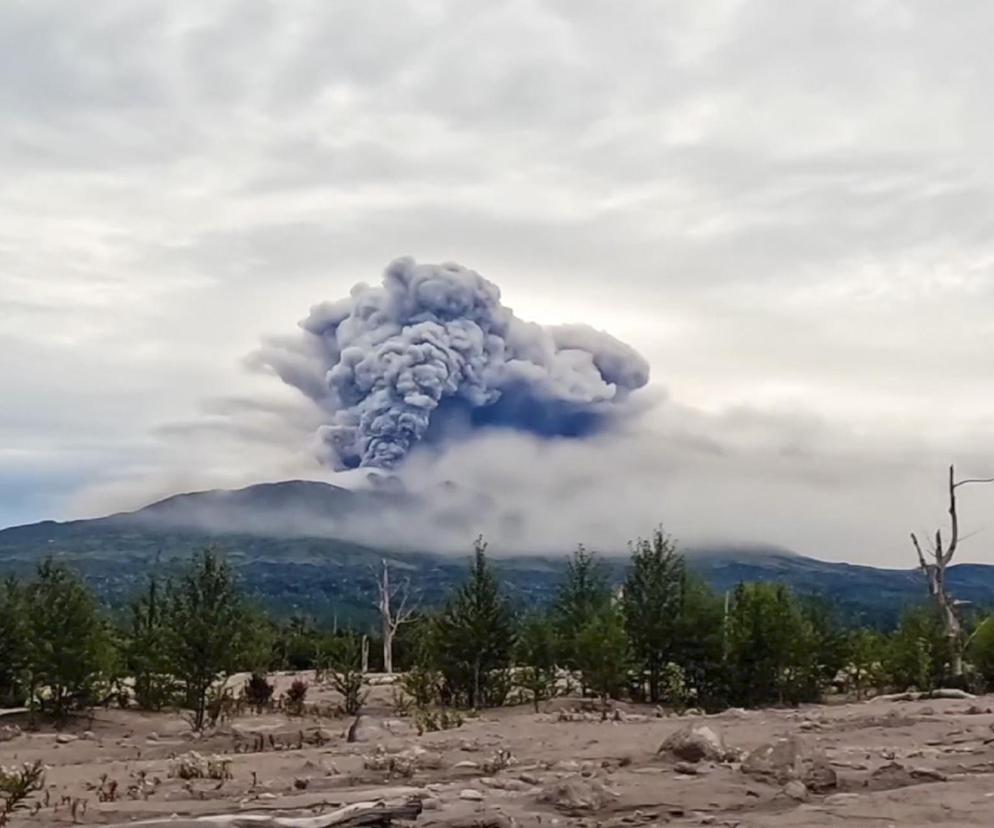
(911, 532, 927, 570)
(952, 477, 994, 488)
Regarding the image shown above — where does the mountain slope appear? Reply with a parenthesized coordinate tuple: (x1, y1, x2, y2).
(1, 480, 989, 626)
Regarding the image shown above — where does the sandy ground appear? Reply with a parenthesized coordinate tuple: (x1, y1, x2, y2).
(4, 673, 994, 827)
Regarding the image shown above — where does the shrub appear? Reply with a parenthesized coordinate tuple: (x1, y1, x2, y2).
(243, 673, 275, 712)
(326, 635, 368, 715)
(285, 679, 308, 715)
(0, 761, 44, 827)
(400, 665, 440, 708)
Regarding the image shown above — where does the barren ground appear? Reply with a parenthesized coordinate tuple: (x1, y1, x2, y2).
(4, 673, 994, 827)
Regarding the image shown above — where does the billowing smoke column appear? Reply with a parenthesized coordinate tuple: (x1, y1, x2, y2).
(255, 257, 650, 469)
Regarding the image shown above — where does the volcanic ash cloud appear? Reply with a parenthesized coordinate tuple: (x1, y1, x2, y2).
(254, 257, 650, 470)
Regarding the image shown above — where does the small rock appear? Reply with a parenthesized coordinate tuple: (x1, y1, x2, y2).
(453, 760, 481, 770)
(81, 730, 96, 741)
(824, 792, 861, 806)
(0, 725, 22, 742)
(519, 772, 542, 785)
(459, 789, 485, 801)
(146, 732, 160, 742)
(55, 733, 77, 744)
(674, 761, 700, 776)
(421, 797, 441, 811)
(293, 777, 310, 790)
(783, 780, 809, 801)
(910, 766, 948, 782)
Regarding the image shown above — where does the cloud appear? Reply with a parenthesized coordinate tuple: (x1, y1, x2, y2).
(253, 257, 649, 468)
(2, 1, 994, 566)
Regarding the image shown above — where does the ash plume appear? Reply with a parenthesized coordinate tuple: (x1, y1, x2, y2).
(254, 257, 650, 469)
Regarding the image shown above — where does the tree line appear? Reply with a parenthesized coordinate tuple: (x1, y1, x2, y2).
(2, 530, 992, 726)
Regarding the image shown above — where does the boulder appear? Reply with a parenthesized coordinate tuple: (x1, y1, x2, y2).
(538, 778, 614, 814)
(741, 735, 837, 792)
(347, 714, 388, 744)
(658, 723, 730, 763)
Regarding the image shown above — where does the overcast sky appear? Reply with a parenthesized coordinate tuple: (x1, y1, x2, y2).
(3, 0, 994, 565)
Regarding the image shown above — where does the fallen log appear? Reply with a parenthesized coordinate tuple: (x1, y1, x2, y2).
(872, 689, 976, 702)
(103, 797, 423, 828)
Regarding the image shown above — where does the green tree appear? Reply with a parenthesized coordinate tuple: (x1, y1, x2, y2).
(554, 546, 611, 673)
(515, 613, 559, 711)
(884, 605, 950, 693)
(621, 529, 685, 702)
(124, 574, 174, 710)
(796, 597, 848, 701)
(575, 604, 630, 709)
(0, 577, 26, 706)
(433, 537, 515, 708)
(161, 549, 253, 729)
(847, 628, 885, 699)
(670, 575, 726, 710)
(967, 616, 994, 688)
(25, 560, 111, 719)
(725, 582, 820, 707)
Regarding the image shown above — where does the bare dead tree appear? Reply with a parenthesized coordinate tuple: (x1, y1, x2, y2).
(911, 465, 994, 677)
(376, 559, 417, 674)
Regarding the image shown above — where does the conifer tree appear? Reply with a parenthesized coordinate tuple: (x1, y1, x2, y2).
(575, 604, 630, 710)
(621, 528, 685, 702)
(0, 577, 26, 706)
(125, 574, 174, 710)
(25, 560, 110, 718)
(515, 612, 558, 711)
(161, 548, 251, 729)
(433, 537, 515, 708)
(554, 545, 611, 671)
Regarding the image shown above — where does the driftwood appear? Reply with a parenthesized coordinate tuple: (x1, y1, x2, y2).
(0, 708, 28, 718)
(103, 797, 423, 828)
(872, 689, 975, 702)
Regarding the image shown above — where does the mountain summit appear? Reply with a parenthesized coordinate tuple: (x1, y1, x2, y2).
(0, 479, 986, 626)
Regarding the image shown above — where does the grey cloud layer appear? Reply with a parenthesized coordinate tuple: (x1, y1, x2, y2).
(2, 1, 994, 564)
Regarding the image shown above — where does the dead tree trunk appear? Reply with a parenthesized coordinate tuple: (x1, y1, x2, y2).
(911, 465, 994, 678)
(376, 559, 416, 674)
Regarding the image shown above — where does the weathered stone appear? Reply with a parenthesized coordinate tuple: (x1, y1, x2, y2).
(538, 778, 614, 814)
(658, 723, 730, 763)
(783, 780, 809, 801)
(910, 766, 948, 782)
(55, 733, 77, 744)
(459, 788, 485, 801)
(741, 735, 837, 792)
(347, 714, 386, 744)
(0, 725, 21, 742)
(824, 792, 861, 807)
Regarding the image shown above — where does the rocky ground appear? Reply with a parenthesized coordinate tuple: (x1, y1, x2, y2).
(3, 674, 994, 827)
